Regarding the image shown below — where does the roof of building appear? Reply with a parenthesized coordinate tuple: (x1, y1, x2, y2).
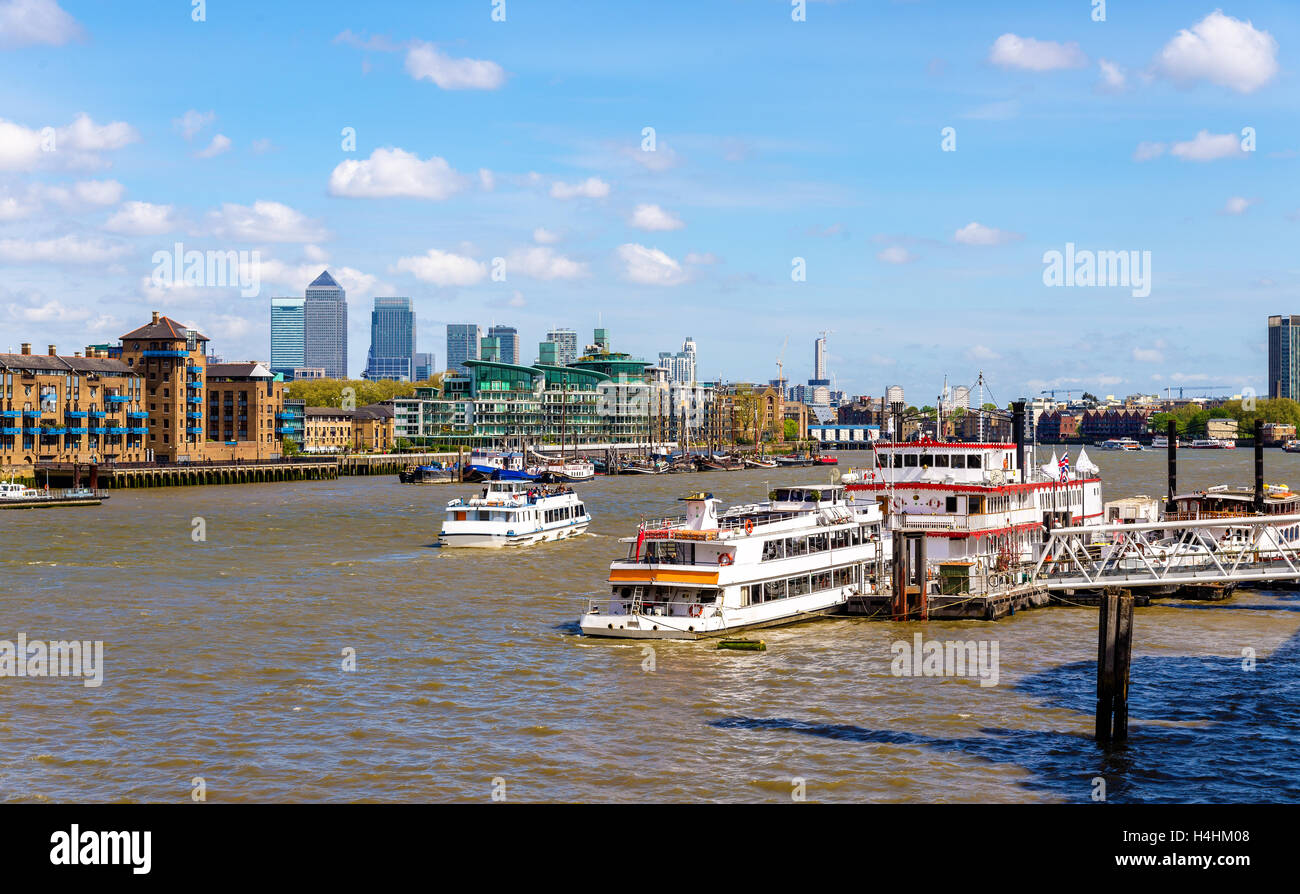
(308, 270, 340, 288)
(121, 314, 209, 343)
(206, 362, 274, 379)
(0, 353, 135, 375)
(354, 404, 394, 421)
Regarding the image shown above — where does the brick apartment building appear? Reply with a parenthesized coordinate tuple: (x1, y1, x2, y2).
(303, 404, 395, 453)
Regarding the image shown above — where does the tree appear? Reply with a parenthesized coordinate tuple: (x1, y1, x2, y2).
(783, 418, 798, 441)
(1082, 392, 1099, 403)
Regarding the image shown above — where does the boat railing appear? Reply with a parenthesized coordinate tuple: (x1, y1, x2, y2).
(585, 597, 724, 619)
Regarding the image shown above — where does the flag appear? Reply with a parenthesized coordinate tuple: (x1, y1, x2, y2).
(1058, 450, 1070, 482)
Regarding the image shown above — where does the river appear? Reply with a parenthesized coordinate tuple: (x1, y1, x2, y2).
(2, 448, 1298, 802)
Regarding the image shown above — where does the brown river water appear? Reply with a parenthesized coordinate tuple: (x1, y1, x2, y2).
(3, 449, 1299, 803)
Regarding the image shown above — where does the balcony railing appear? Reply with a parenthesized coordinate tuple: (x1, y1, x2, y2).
(142, 350, 188, 358)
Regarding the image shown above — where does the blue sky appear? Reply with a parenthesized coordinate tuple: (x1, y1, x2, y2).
(1, 0, 1296, 405)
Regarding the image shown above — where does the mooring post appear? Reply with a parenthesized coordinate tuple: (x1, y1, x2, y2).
(1096, 590, 1119, 743)
(892, 530, 908, 620)
(916, 532, 929, 621)
(1254, 419, 1265, 514)
(1111, 593, 1134, 742)
(1166, 420, 1178, 514)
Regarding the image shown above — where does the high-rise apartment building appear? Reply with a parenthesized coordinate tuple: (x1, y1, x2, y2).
(363, 297, 416, 381)
(488, 325, 519, 366)
(1268, 315, 1299, 400)
(303, 270, 348, 379)
(546, 328, 578, 366)
(658, 336, 697, 385)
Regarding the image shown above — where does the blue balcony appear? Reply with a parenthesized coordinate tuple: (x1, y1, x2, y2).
(106, 395, 130, 403)
(41, 427, 67, 435)
(66, 427, 87, 434)
(142, 349, 188, 358)
(0, 410, 18, 418)
(131, 426, 148, 434)
(1, 426, 20, 435)
(108, 426, 129, 434)
(22, 409, 40, 417)
(89, 427, 108, 434)
(88, 411, 107, 418)
(66, 410, 87, 418)
(187, 411, 202, 419)
(127, 411, 148, 419)
(187, 426, 203, 434)
(187, 396, 203, 404)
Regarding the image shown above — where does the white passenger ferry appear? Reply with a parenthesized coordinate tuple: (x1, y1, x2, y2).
(1098, 438, 1142, 451)
(581, 487, 887, 639)
(439, 480, 590, 547)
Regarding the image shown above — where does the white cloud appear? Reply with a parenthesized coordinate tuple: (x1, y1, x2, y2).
(303, 244, 329, 263)
(684, 252, 719, 265)
(966, 345, 1001, 362)
(251, 138, 274, 154)
(0, 234, 129, 264)
(195, 134, 232, 159)
(1133, 346, 1164, 363)
(1222, 196, 1255, 215)
(629, 203, 684, 231)
(506, 246, 587, 280)
(392, 248, 487, 286)
(58, 113, 137, 153)
(404, 41, 506, 90)
(328, 147, 470, 200)
(207, 200, 328, 243)
(1096, 59, 1127, 93)
(0, 179, 123, 219)
(1170, 130, 1244, 162)
(72, 179, 124, 205)
(953, 221, 1023, 246)
(532, 227, 560, 245)
(104, 201, 177, 235)
(0, 0, 83, 49)
(1133, 141, 1166, 162)
(173, 109, 214, 141)
(478, 168, 495, 191)
(508, 290, 525, 308)
(617, 243, 686, 286)
(989, 33, 1088, 71)
(1155, 11, 1279, 94)
(0, 114, 138, 172)
(877, 245, 916, 264)
(550, 177, 610, 200)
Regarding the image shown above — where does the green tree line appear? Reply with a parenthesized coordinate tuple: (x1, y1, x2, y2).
(285, 375, 443, 408)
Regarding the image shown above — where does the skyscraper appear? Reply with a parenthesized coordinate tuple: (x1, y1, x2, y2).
(546, 328, 578, 365)
(807, 333, 831, 404)
(1268, 315, 1299, 400)
(488, 325, 519, 365)
(303, 270, 348, 379)
(270, 296, 305, 378)
(658, 336, 696, 385)
(814, 333, 827, 381)
(414, 352, 435, 381)
(447, 323, 481, 374)
(363, 297, 416, 381)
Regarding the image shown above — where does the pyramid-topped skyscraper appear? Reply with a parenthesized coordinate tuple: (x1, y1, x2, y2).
(303, 269, 348, 378)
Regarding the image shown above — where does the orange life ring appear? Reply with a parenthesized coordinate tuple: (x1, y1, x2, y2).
(744, 519, 754, 535)
(689, 604, 702, 617)
(719, 553, 733, 566)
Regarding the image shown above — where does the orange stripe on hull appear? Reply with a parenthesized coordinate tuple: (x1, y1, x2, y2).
(608, 568, 720, 585)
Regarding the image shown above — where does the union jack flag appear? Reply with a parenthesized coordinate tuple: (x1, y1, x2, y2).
(1058, 450, 1070, 482)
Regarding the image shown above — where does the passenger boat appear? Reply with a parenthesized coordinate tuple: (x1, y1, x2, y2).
(464, 449, 541, 482)
(620, 460, 665, 475)
(439, 480, 590, 547)
(1151, 435, 1179, 449)
(0, 480, 109, 509)
(1283, 440, 1300, 454)
(1097, 438, 1142, 451)
(581, 487, 887, 639)
(1187, 438, 1236, 449)
(534, 458, 596, 483)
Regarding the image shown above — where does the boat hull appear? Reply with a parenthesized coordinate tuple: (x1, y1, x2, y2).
(580, 590, 851, 640)
(439, 519, 589, 548)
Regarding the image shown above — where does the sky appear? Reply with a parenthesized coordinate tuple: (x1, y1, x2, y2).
(1, 0, 1297, 407)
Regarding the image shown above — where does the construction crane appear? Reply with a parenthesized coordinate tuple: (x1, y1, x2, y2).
(775, 336, 789, 392)
(1163, 385, 1237, 400)
(1039, 389, 1080, 400)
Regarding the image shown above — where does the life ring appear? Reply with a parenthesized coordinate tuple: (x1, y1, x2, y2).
(689, 604, 703, 617)
(719, 553, 733, 566)
(744, 519, 754, 535)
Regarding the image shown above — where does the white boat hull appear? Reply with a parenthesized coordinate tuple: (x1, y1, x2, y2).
(580, 587, 852, 640)
(439, 519, 589, 548)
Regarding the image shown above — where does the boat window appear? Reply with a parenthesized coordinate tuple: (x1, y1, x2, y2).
(968, 455, 981, 469)
(763, 579, 786, 602)
(968, 497, 984, 514)
(933, 454, 950, 467)
(951, 455, 966, 468)
(762, 539, 785, 561)
(892, 454, 904, 468)
(788, 537, 808, 556)
(789, 574, 810, 597)
(904, 454, 918, 467)
(812, 571, 832, 591)
(809, 532, 829, 553)
(834, 567, 853, 587)
(945, 496, 958, 513)
(831, 530, 849, 549)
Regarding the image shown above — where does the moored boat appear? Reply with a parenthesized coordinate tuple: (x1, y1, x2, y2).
(439, 480, 590, 547)
(0, 480, 109, 509)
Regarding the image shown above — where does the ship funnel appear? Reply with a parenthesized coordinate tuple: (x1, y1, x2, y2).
(682, 492, 719, 530)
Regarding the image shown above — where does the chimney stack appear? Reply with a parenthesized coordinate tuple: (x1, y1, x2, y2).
(151, 311, 160, 324)
(20, 343, 30, 355)
(48, 344, 57, 356)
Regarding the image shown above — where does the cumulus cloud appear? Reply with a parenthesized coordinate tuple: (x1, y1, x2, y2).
(1155, 11, 1279, 94)
(506, 246, 587, 280)
(207, 200, 328, 243)
(1171, 130, 1245, 162)
(0, 114, 138, 172)
(550, 177, 610, 200)
(328, 147, 470, 200)
(405, 41, 506, 90)
(0, 179, 123, 219)
(173, 109, 214, 141)
(392, 248, 487, 286)
(953, 222, 1023, 246)
(989, 33, 1088, 71)
(532, 227, 561, 245)
(1096, 59, 1127, 93)
(195, 133, 232, 159)
(1221, 196, 1256, 215)
(0, 234, 129, 264)
(0, 0, 84, 49)
(617, 243, 686, 286)
(877, 245, 916, 264)
(104, 201, 178, 235)
(628, 203, 684, 231)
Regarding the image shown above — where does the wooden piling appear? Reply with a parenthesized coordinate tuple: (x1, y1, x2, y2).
(1096, 589, 1134, 744)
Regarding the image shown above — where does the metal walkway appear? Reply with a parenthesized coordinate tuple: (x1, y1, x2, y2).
(1033, 513, 1300, 590)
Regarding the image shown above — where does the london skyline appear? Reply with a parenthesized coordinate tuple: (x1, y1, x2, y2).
(1, 1, 1295, 402)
